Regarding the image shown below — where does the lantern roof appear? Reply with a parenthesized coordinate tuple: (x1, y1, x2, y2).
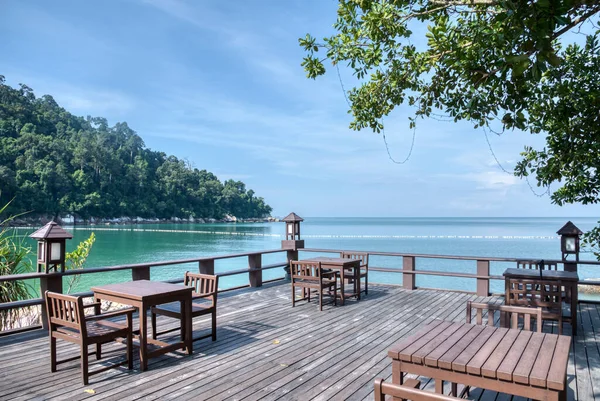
(556, 221, 583, 236)
(282, 212, 303, 222)
(29, 221, 73, 240)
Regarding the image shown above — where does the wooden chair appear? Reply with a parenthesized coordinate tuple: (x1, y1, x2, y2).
(466, 301, 543, 331)
(45, 291, 133, 385)
(151, 272, 218, 342)
(340, 251, 369, 296)
(374, 378, 460, 401)
(291, 260, 338, 311)
(506, 278, 564, 334)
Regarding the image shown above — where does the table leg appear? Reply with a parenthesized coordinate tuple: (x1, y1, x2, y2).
(184, 296, 193, 355)
(392, 361, 403, 385)
(391, 361, 404, 401)
(139, 304, 148, 371)
(180, 300, 186, 351)
(355, 267, 360, 301)
(340, 268, 346, 306)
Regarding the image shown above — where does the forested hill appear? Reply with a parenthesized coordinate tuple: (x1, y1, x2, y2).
(0, 76, 272, 220)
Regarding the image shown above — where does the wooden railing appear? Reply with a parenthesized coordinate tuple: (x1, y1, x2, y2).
(2, 244, 598, 335)
(301, 247, 600, 295)
(0, 248, 295, 334)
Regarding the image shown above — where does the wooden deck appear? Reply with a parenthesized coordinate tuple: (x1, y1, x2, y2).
(0, 282, 598, 400)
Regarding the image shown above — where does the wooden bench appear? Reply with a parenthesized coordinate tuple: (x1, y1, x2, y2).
(388, 320, 570, 401)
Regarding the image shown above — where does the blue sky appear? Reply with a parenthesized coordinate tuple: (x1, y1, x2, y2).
(1, 0, 597, 218)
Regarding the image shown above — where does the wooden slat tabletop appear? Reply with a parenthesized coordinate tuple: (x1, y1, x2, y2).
(388, 321, 570, 391)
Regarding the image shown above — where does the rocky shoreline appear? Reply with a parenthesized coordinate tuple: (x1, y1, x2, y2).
(9, 214, 280, 227)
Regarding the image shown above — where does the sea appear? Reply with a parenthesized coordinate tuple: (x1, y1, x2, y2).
(15, 217, 600, 300)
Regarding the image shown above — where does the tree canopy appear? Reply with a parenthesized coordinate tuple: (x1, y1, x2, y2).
(0, 77, 272, 220)
(300, 0, 600, 237)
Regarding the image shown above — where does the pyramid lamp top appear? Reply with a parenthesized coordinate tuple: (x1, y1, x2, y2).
(556, 221, 583, 236)
(282, 212, 303, 223)
(29, 221, 73, 240)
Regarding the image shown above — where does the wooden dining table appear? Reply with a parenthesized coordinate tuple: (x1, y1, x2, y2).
(92, 280, 193, 371)
(388, 320, 570, 401)
(301, 257, 361, 305)
(503, 268, 579, 335)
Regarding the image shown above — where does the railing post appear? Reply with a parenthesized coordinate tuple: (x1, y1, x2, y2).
(248, 254, 262, 287)
(285, 250, 298, 280)
(40, 274, 63, 330)
(403, 256, 416, 290)
(476, 260, 490, 296)
(199, 259, 215, 275)
(132, 266, 150, 281)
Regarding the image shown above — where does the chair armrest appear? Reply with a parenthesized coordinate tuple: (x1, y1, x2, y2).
(86, 307, 136, 321)
(82, 302, 102, 309)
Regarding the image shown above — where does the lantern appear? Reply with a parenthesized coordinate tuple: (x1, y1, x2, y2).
(30, 221, 73, 273)
(281, 212, 304, 250)
(556, 221, 583, 262)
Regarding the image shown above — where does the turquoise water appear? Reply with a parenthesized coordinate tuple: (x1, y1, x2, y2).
(15, 217, 600, 298)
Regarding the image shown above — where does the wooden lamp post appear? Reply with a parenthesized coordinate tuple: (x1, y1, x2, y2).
(557, 221, 583, 271)
(281, 212, 304, 250)
(281, 213, 304, 280)
(30, 221, 73, 273)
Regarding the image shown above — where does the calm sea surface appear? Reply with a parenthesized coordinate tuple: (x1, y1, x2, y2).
(16, 217, 600, 298)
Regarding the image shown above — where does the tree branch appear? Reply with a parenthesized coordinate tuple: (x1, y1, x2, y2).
(552, 5, 600, 40)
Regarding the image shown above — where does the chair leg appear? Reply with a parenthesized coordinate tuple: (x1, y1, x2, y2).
(151, 311, 157, 340)
(319, 289, 323, 311)
(96, 343, 102, 360)
(212, 311, 217, 341)
(50, 335, 57, 372)
(127, 327, 133, 370)
(291, 284, 295, 307)
(365, 274, 368, 295)
(180, 301, 186, 349)
(334, 282, 337, 306)
(81, 344, 89, 385)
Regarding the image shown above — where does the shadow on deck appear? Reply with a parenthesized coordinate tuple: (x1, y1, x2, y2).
(0, 282, 598, 401)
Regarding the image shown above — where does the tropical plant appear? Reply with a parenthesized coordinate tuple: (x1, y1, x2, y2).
(64, 233, 96, 294)
(0, 202, 34, 330)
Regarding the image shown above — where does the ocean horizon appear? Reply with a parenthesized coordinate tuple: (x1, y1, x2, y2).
(16, 216, 600, 298)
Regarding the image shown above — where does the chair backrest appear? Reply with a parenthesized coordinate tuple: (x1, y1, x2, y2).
(507, 278, 563, 310)
(466, 301, 542, 332)
(374, 378, 459, 401)
(516, 260, 558, 270)
(184, 272, 218, 306)
(45, 291, 86, 335)
(290, 260, 322, 282)
(340, 252, 368, 266)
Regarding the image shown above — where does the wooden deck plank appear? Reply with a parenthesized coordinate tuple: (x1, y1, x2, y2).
(579, 303, 600, 399)
(221, 292, 470, 401)
(2, 287, 290, 399)
(572, 302, 595, 401)
(0, 283, 596, 401)
(93, 286, 436, 401)
(289, 293, 477, 401)
(180, 289, 443, 401)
